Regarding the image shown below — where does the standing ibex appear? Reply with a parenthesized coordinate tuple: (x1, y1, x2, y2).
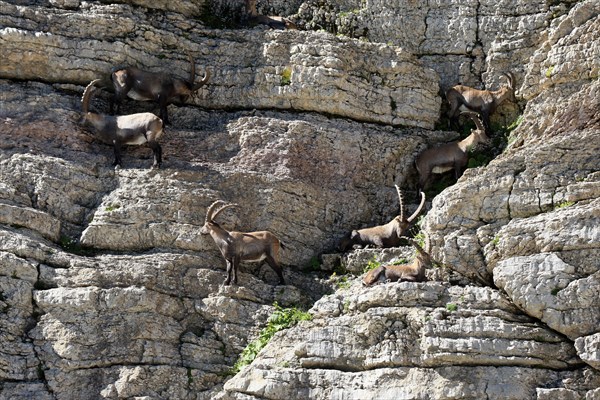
(80, 79, 164, 169)
(110, 54, 210, 125)
(338, 186, 426, 252)
(201, 200, 286, 286)
(446, 72, 515, 132)
(245, 0, 297, 29)
(362, 234, 432, 286)
(415, 112, 489, 190)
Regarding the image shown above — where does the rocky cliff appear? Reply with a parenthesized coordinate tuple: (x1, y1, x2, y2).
(0, 1, 599, 399)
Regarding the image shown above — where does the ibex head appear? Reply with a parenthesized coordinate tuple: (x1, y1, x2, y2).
(201, 200, 239, 235)
(498, 72, 516, 103)
(402, 232, 432, 266)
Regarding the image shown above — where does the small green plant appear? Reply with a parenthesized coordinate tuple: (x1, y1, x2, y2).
(491, 235, 500, 246)
(506, 115, 524, 131)
(334, 274, 351, 290)
(343, 300, 350, 313)
(280, 67, 292, 86)
(363, 257, 381, 274)
(105, 204, 120, 212)
(446, 303, 458, 312)
(232, 303, 311, 373)
(555, 201, 575, 209)
(187, 368, 194, 386)
(308, 256, 321, 271)
(545, 65, 555, 78)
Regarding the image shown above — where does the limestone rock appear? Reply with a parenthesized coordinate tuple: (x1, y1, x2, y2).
(220, 281, 589, 399)
(0, 3, 441, 128)
(576, 333, 600, 371)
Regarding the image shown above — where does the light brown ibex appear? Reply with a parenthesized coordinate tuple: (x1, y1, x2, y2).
(446, 72, 515, 132)
(362, 234, 432, 286)
(245, 0, 297, 29)
(80, 79, 164, 169)
(110, 53, 210, 125)
(338, 187, 426, 252)
(415, 112, 489, 190)
(201, 200, 286, 286)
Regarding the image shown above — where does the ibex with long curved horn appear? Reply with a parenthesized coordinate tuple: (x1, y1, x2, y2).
(110, 53, 210, 125)
(416, 111, 489, 190)
(80, 79, 164, 169)
(201, 200, 286, 286)
(338, 187, 426, 252)
(446, 72, 515, 132)
(362, 234, 432, 286)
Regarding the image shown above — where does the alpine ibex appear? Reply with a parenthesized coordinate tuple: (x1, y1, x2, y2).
(362, 234, 432, 286)
(446, 72, 515, 132)
(80, 79, 164, 169)
(201, 200, 286, 286)
(415, 112, 489, 190)
(338, 187, 426, 252)
(110, 53, 210, 125)
(245, 0, 297, 29)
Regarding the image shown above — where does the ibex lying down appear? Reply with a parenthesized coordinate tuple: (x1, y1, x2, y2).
(415, 112, 489, 190)
(338, 186, 426, 252)
(362, 235, 432, 286)
(446, 72, 515, 132)
(245, 0, 297, 29)
(111, 54, 210, 125)
(201, 200, 286, 286)
(80, 79, 164, 169)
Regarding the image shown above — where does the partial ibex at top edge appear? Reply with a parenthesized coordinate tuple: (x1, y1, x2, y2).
(446, 72, 515, 132)
(338, 186, 426, 252)
(245, 0, 297, 30)
(110, 53, 210, 125)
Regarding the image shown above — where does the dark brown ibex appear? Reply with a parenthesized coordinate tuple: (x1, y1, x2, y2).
(446, 72, 515, 132)
(415, 112, 489, 190)
(362, 234, 432, 286)
(110, 54, 210, 125)
(338, 187, 426, 252)
(80, 79, 164, 169)
(201, 200, 286, 286)
(245, 0, 297, 29)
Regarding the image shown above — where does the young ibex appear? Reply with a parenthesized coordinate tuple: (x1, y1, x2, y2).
(446, 72, 515, 132)
(362, 234, 432, 286)
(245, 0, 297, 29)
(80, 79, 164, 169)
(201, 200, 286, 286)
(110, 53, 210, 125)
(338, 186, 426, 252)
(415, 112, 489, 190)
